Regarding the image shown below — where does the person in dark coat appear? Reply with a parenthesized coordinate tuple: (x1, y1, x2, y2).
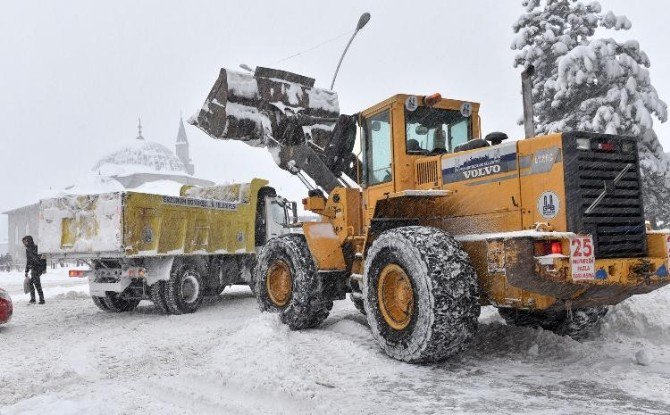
(22, 235, 46, 304)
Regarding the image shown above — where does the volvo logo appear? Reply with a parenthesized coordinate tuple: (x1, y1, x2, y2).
(463, 165, 501, 179)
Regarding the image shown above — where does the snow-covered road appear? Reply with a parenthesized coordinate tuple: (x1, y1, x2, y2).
(1, 269, 669, 414)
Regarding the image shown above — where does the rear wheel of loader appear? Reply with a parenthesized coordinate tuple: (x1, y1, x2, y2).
(150, 281, 171, 315)
(256, 234, 333, 329)
(165, 262, 205, 315)
(498, 306, 608, 339)
(102, 293, 140, 312)
(91, 296, 110, 311)
(364, 226, 480, 363)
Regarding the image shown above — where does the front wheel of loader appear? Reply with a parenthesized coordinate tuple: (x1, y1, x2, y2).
(256, 234, 333, 330)
(498, 306, 608, 339)
(364, 226, 480, 363)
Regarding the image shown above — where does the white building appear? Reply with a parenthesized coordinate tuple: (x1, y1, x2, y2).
(3, 118, 212, 270)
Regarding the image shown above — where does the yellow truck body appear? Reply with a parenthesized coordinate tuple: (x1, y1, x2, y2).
(37, 178, 296, 315)
(39, 179, 268, 259)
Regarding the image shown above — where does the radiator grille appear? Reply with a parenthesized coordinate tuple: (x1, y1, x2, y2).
(416, 160, 439, 185)
(563, 133, 646, 258)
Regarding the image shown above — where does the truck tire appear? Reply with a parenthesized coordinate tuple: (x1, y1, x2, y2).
(256, 234, 333, 329)
(165, 262, 205, 314)
(91, 296, 110, 311)
(102, 293, 140, 312)
(498, 306, 608, 339)
(363, 226, 480, 363)
(150, 281, 171, 315)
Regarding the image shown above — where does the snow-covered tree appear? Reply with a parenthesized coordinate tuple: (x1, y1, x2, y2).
(511, 0, 669, 226)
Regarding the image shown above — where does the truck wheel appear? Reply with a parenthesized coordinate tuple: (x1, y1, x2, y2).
(91, 296, 110, 311)
(256, 234, 333, 329)
(150, 281, 171, 315)
(498, 306, 608, 339)
(165, 262, 205, 314)
(102, 293, 140, 312)
(363, 226, 480, 363)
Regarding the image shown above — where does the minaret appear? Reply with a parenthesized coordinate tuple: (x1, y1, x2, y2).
(136, 117, 145, 140)
(175, 115, 194, 175)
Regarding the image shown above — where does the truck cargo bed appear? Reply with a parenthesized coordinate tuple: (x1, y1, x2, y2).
(38, 179, 267, 259)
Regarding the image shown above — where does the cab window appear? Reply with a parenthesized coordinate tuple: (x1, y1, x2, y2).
(269, 201, 288, 225)
(362, 110, 392, 186)
(405, 106, 471, 154)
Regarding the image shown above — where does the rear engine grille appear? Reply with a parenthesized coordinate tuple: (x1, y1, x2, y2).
(416, 159, 439, 185)
(563, 132, 646, 258)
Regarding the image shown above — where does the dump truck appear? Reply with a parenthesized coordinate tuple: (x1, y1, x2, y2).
(38, 178, 297, 314)
(191, 66, 670, 363)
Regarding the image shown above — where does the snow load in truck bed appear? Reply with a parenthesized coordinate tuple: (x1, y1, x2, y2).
(37, 179, 269, 259)
(39, 192, 124, 255)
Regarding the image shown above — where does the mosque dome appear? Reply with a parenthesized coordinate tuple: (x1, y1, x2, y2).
(91, 119, 188, 176)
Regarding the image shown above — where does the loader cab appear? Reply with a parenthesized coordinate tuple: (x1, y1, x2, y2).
(358, 94, 482, 212)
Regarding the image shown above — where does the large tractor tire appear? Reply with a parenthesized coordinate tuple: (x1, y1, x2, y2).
(91, 296, 110, 311)
(363, 226, 480, 363)
(101, 293, 140, 312)
(256, 234, 333, 330)
(165, 261, 205, 315)
(498, 306, 608, 339)
(150, 281, 171, 315)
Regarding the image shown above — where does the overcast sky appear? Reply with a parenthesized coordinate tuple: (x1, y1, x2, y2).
(1, 0, 669, 241)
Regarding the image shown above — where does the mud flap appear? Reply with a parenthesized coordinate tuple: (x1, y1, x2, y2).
(144, 256, 175, 285)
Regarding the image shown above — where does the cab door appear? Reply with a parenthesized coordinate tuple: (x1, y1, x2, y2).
(361, 107, 395, 223)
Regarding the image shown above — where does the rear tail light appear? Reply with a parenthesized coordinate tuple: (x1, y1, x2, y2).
(534, 240, 564, 256)
(551, 241, 563, 254)
(69, 270, 85, 278)
(596, 142, 615, 151)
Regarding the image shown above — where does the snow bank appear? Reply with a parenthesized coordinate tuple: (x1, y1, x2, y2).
(601, 285, 670, 343)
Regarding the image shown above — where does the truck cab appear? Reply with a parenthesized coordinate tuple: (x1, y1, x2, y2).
(265, 195, 297, 241)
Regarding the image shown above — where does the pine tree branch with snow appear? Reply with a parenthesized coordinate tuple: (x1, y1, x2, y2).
(512, 0, 669, 226)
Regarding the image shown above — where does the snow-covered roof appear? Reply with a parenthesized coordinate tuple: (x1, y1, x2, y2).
(92, 139, 188, 177)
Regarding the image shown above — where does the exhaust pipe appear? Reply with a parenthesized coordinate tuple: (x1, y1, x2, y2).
(521, 65, 535, 139)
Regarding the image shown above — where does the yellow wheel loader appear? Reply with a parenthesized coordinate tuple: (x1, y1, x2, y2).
(192, 66, 670, 363)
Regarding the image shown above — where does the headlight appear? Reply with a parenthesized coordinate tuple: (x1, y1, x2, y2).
(576, 138, 591, 150)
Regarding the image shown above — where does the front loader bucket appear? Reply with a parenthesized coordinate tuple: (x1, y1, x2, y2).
(189, 67, 340, 150)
